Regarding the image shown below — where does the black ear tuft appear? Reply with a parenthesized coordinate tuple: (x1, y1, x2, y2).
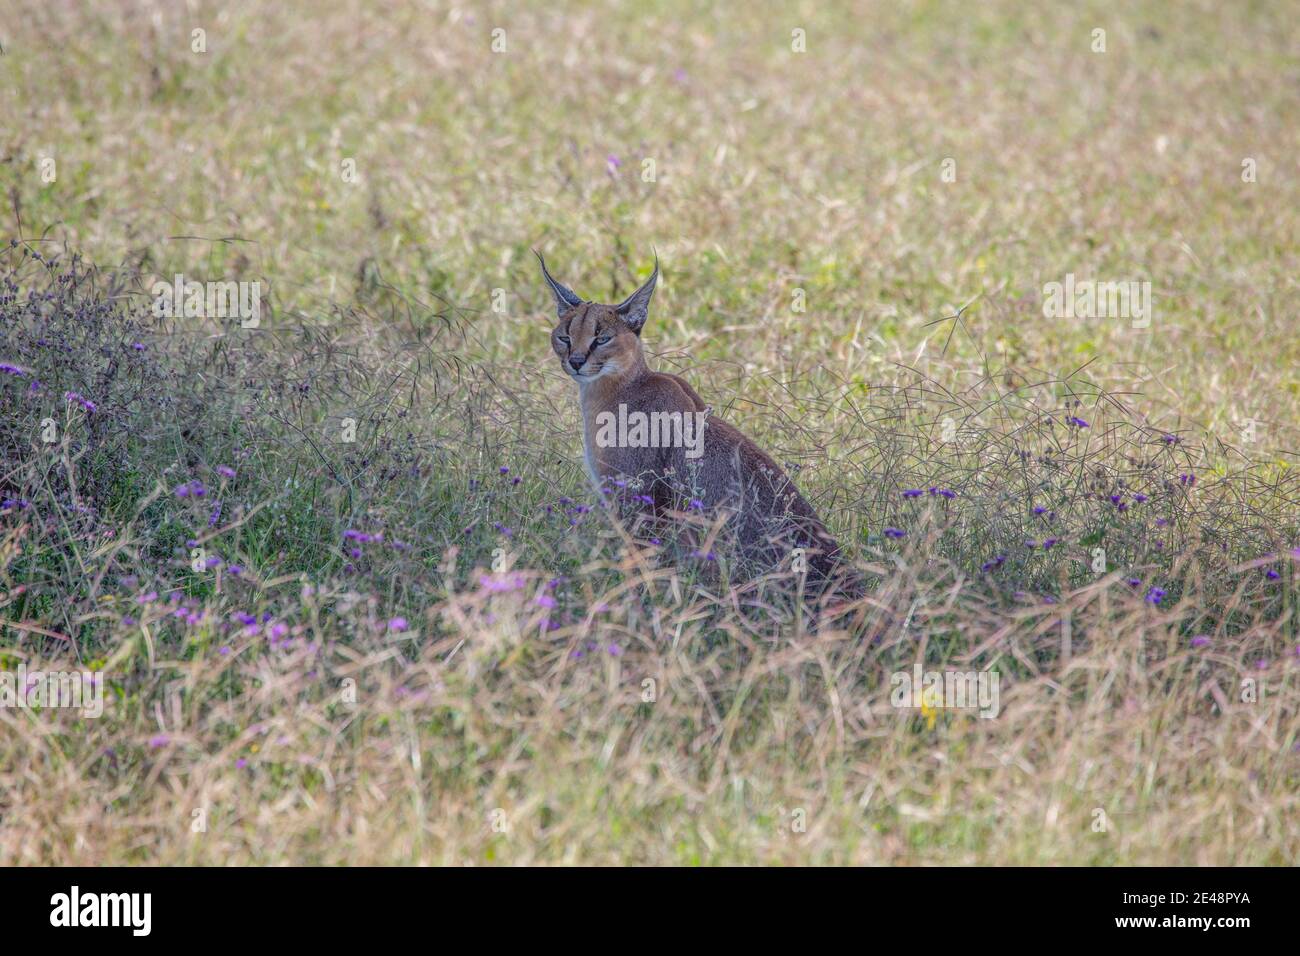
(615, 253, 658, 334)
(534, 250, 583, 317)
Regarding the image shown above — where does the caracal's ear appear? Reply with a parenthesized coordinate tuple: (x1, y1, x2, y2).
(534, 250, 584, 318)
(615, 253, 658, 335)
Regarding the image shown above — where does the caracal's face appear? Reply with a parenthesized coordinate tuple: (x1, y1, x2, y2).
(551, 302, 638, 385)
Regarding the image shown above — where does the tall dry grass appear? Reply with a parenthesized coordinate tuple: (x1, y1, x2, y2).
(1, 0, 1298, 864)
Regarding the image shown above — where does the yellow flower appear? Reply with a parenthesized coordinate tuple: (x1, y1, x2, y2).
(920, 683, 943, 731)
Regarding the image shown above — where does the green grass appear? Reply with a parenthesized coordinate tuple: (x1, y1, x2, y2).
(0, 0, 1298, 865)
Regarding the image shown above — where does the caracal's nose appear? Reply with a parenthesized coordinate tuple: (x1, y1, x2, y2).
(569, 354, 587, 371)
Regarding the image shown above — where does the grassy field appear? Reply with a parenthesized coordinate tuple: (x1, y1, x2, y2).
(1, 0, 1298, 864)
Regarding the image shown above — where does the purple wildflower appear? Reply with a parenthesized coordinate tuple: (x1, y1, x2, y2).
(63, 391, 97, 413)
(478, 572, 527, 593)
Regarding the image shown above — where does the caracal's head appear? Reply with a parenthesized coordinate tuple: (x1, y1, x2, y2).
(536, 251, 658, 386)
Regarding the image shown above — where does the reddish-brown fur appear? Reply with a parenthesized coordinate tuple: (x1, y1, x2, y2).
(538, 252, 860, 597)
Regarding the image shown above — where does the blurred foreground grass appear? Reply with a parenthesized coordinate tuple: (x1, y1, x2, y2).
(0, 0, 1298, 864)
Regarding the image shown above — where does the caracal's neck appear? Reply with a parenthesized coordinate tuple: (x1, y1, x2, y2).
(575, 351, 648, 492)
(577, 351, 649, 413)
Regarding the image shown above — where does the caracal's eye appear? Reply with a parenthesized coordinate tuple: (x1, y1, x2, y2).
(594, 335, 611, 346)
(557, 335, 570, 346)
